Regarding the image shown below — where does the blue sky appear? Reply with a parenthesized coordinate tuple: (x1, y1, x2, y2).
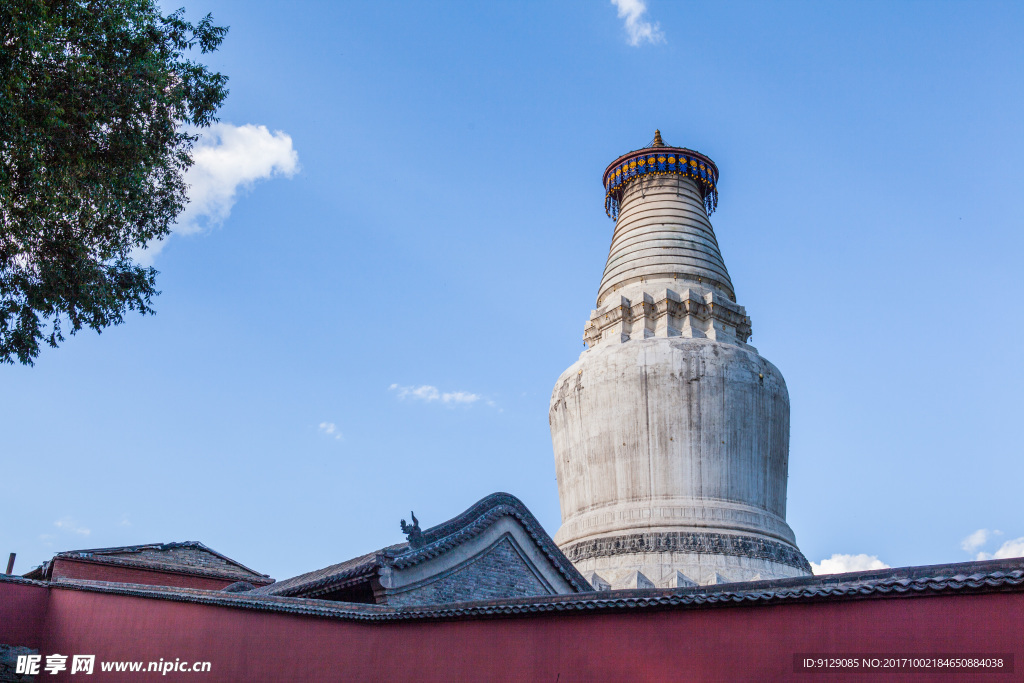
(5, 1, 1023, 579)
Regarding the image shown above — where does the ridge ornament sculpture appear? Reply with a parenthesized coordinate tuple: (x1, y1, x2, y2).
(401, 512, 425, 549)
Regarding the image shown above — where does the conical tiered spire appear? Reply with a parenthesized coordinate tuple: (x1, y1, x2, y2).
(598, 158, 734, 304)
(584, 132, 749, 349)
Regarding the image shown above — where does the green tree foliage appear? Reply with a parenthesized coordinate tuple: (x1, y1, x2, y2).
(0, 0, 228, 364)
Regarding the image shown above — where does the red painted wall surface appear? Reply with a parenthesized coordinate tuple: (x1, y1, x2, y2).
(3, 582, 1022, 682)
(50, 558, 240, 590)
(0, 581, 47, 649)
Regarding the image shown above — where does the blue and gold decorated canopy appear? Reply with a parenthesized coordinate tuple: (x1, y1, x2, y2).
(603, 130, 719, 219)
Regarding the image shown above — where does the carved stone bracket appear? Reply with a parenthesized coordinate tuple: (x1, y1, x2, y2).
(584, 287, 752, 349)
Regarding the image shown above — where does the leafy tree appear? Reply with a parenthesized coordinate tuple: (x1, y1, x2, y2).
(0, 0, 228, 364)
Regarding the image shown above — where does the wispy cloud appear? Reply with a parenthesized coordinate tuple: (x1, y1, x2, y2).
(389, 384, 485, 405)
(961, 528, 1001, 553)
(135, 122, 300, 264)
(54, 516, 90, 536)
(611, 0, 665, 47)
(810, 553, 889, 575)
(975, 536, 1024, 561)
(319, 421, 343, 440)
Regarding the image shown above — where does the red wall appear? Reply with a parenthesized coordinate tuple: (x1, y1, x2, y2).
(50, 558, 242, 590)
(0, 581, 48, 649)
(3, 581, 1022, 682)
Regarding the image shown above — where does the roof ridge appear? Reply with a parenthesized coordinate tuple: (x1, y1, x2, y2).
(261, 492, 591, 597)
(389, 493, 589, 591)
(52, 541, 270, 580)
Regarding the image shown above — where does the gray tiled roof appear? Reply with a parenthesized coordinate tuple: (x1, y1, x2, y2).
(250, 545, 405, 597)
(254, 492, 591, 597)
(26, 541, 271, 583)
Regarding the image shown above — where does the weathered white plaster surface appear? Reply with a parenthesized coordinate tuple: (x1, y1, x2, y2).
(597, 174, 736, 306)
(550, 172, 809, 588)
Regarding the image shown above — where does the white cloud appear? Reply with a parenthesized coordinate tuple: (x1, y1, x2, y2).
(976, 537, 1024, 561)
(54, 517, 90, 536)
(441, 391, 482, 404)
(134, 122, 299, 264)
(319, 421, 343, 440)
(611, 0, 665, 47)
(389, 384, 484, 405)
(961, 528, 1001, 553)
(811, 553, 890, 575)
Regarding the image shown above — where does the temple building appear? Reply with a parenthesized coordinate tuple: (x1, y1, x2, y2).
(249, 493, 590, 606)
(550, 131, 811, 588)
(20, 542, 273, 591)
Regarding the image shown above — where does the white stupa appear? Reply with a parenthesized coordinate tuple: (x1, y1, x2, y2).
(549, 131, 811, 589)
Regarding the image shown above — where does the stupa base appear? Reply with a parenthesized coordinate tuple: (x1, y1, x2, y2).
(562, 530, 812, 589)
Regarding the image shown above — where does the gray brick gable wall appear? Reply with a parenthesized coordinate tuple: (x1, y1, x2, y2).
(388, 537, 550, 607)
(106, 546, 236, 574)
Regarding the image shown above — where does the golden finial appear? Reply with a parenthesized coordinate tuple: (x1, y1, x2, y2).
(652, 129, 665, 147)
